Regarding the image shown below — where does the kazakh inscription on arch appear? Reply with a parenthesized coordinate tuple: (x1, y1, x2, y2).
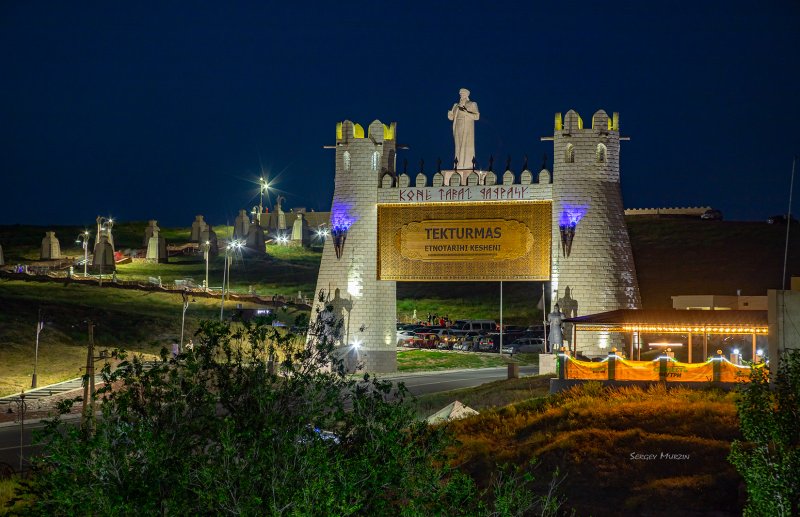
(397, 186, 534, 203)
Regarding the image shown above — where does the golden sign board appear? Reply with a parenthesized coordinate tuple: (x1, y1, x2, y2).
(378, 201, 551, 281)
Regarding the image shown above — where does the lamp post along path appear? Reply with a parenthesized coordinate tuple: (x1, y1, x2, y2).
(31, 308, 44, 388)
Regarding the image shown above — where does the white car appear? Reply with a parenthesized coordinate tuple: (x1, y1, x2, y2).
(396, 330, 416, 346)
(501, 337, 545, 354)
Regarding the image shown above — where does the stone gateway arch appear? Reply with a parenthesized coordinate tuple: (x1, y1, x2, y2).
(310, 109, 640, 372)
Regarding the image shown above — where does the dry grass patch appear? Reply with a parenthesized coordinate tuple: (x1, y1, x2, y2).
(444, 383, 743, 516)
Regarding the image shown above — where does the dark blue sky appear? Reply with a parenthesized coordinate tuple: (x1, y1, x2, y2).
(2, 1, 799, 226)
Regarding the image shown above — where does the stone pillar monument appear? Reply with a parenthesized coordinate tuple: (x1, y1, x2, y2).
(310, 120, 398, 372)
(245, 222, 266, 253)
(40, 232, 62, 260)
(95, 217, 115, 251)
(276, 196, 287, 231)
(143, 220, 159, 247)
(190, 215, 207, 242)
(146, 224, 168, 263)
(92, 234, 116, 271)
(548, 110, 641, 355)
(291, 213, 308, 247)
(234, 210, 250, 240)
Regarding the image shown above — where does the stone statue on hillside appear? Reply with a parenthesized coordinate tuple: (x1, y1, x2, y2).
(547, 303, 566, 352)
(447, 88, 480, 170)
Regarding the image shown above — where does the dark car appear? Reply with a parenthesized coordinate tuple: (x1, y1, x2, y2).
(767, 214, 798, 224)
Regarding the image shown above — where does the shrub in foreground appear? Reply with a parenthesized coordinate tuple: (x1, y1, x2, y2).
(16, 295, 561, 515)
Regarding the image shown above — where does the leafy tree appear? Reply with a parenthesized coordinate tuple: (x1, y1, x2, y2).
(729, 350, 800, 517)
(17, 291, 563, 515)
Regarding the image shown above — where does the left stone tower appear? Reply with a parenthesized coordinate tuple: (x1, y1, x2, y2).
(311, 120, 398, 372)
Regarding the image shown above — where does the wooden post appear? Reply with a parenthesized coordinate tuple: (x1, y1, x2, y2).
(712, 349, 722, 382)
(688, 333, 693, 363)
(608, 350, 616, 380)
(703, 330, 708, 361)
(572, 324, 577, 356)
(630, 331, 634, 361)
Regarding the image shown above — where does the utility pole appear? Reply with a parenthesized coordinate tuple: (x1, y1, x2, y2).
(16, 392, 26, 474)
(81, 320, 96, 431)
(782, 156, 796, 290)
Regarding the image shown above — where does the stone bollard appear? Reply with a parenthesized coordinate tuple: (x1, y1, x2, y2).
(608, 348, 617, 381)
(659, 355, 669, 383)
(712, 349, 723, 382)
(507, 363, 519, 379)
(557, 346, 568, 380)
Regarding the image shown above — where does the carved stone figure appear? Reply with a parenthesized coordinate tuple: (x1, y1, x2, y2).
(234, 210, 250, 239)
(276, 196, 287, 230)
(447, 88, 480, 170)
(40, 231, 61, 260)
(547, 303, 566, 349)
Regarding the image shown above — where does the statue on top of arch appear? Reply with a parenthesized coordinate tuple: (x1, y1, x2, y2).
(447, 88, 480, 171)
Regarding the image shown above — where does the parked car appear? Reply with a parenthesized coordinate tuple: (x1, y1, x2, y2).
(454, 331, 483, 351)
(431, 329, 458, 348)
(478, 332, 528, 352)
(412, 332, 440, 349)
(396, 330, 416, 346)
(501, 337, 546, 355)
(451, 319, 497, 335)
(477, 334, 498, 352)
(767, 214, 798, 224)
(700, 209, 723, 220)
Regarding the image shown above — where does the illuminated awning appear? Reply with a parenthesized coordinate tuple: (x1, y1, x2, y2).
(564, 309, 767, 335)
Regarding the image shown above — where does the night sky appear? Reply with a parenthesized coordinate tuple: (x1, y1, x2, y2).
(2, 2, 799, 227)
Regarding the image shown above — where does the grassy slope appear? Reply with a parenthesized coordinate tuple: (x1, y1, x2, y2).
(628, 218, 800, 308)
(425, 381, 743, 517)
(0, 279, 304, 396)
(396, 349, 538, 373)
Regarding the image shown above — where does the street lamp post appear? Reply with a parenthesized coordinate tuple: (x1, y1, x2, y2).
(179, 289, 190, 353)
(204, 240, 210, 292)
(75, 230, 90, 277)
(219, 240, 243, 321)
(31, 308, 44, 388)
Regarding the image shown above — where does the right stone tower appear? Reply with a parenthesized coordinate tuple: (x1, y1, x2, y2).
(549, 109, 641, 355)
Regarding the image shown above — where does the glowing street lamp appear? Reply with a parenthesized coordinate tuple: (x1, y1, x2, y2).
(75, 230, 91, 277)
(258, 177, 270, 223)
(219, 239, 244, 321)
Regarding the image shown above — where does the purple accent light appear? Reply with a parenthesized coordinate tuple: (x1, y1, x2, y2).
(330, 202, 355, 259)
(559, 205, 587, 258)
(559, 205, 587, 227)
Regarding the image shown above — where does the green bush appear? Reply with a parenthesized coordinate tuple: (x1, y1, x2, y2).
(16, 292, 561, 515)
(729, 350, 800, 517)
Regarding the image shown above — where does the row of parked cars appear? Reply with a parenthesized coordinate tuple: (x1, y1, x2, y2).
(397, 320, 546, 354)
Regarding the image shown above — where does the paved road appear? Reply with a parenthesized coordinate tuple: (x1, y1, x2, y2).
(0, 365, 539, 472)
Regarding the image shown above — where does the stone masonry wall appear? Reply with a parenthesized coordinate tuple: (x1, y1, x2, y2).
(311, 120, 398, 373)
(550, 110, 641, 356)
